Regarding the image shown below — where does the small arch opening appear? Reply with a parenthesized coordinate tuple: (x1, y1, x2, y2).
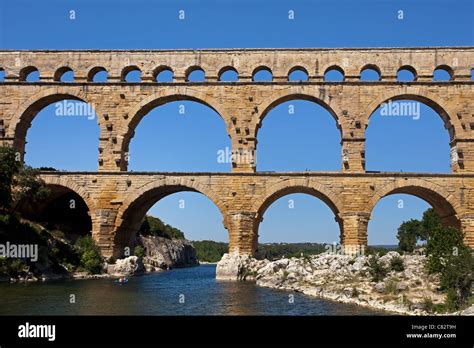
(88, 67, 108, 82)
(360, 65, 381, 81)
(0, 68, 4, 82)
(218, 67, 238, 82)
(324, 66, 345, 82)
(154, 67, 174, 83)
(433, 65, 453, 81)
(288, 67, 308, 82)
(122, 66, 142, 82)
(252, 66, 273, 82)
(20, 66, 40, 82)
(397, 66, 416, 82)
(186, 67, 206, 82)
(54, 67, 74, 82)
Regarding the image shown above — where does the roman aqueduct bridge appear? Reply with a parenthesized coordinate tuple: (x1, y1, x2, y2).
(0, 47, 473, 257)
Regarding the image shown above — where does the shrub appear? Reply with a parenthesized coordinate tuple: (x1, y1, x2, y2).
(390, 256, 405, 272)
(74, 236, 102, 274)
(351, 287, 360, 298)
(367, 256, 388, 282)
(425, 226, 473, 310)
(385, 279, 398, 295)
(422, 297, 435, 313)
(134, 245, 145, 258)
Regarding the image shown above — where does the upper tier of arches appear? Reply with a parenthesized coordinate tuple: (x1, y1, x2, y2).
(1, 49, 473, 83)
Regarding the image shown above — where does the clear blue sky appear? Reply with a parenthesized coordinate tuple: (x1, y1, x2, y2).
(1, 0, 473, 245)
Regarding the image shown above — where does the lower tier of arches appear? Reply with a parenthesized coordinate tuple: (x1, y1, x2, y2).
(36, 172, 474, 258)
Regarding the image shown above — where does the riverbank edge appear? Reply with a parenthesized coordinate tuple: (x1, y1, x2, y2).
(256, 281, 413, 315)
(216, 253, 474, 316)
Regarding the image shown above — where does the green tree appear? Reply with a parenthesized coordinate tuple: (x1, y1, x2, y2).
(74, 236, 103, 274)
(396, 208, 442, 252)
(426, 226, 473, 310)
(134, 245, 145, 258)
(421, 208, 441, 240)
(0, 147, 19, 210)
(397, 219, 423, 252)
(0, 146, 49, 213)
(425, 226, 465, 273)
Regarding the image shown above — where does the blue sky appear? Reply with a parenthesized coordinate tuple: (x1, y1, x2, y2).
(1, 0, 473, 245)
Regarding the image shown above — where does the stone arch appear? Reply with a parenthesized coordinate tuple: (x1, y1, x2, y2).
(153, 65, 174, 82)
(218, 66, 239, 81)
(252, 178, 343, 219)
(10, 88, 99, 157)
(368, 179, 460, 228)
(185, 65, 206, 82)
(113, 177, 227, 256)
(254, 90, 344, 139)
(397, 65, 417, 81)
(87, 66, 108, 82)
(40, 175, 96, 212)
(121, 65, 142, 82)
(360, 64, 382, 80)
(121, 89, 230, 158)
(19, 66, 39, 81)
(324, 65, 345, 81)
(54, 66, 74, 82)
(252, 66, 273, 81)
(251, 178, 344, 244)
(288, 66, 309, 81)
(434, 65, 454, 81)
(363, 90, 460, 141)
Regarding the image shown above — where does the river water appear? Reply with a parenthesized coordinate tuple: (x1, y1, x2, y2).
(0, 265, 384, 315)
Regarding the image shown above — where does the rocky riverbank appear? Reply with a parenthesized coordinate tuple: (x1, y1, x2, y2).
(216, 252, 473, 315)
(106, 235, 199, 277)
(2, 235, 199, 282)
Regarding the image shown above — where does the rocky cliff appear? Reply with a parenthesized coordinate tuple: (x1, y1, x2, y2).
(138, 235, 199, 272)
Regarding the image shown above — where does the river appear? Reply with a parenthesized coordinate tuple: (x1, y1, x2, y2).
(0, 264, 385, 315)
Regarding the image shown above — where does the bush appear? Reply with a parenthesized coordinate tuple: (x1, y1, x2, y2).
(134, 245, 145, 258)
(74, 236, 102, 274)
(425, 226, 473, 310)
(426, 226, 465, 273)
(384, 278, 399, 295)
(390, 256, 405, 272)
(367, 256, 388, 282)
(351, 287, 360, 298)
(422, 297, 435, 313)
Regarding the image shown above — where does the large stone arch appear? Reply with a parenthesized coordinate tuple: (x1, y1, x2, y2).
(368, 179, 461, 229)
(121, 88, 230, 158)
(16, 176, 96, 240)
(9, 88, 99, 158)
(113, 177, 227, 257)
(253, 89, 344, 139)
(40, 175, 96, 212)
(363, 90, 460, 141)
(251, 178, 344, 244)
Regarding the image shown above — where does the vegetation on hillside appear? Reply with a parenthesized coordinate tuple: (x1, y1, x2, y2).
(191, 240, 228, 262)
(191, 241, 330, 263)
(0, 146, 102, 278)
(139, 215, 185, 240)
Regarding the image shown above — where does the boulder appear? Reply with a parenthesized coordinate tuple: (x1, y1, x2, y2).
(139, 235, 198, 270)
(216, 253, 260, 280)
(374, 282, 386, 293)
(109, 256, 144, 276)
(396, 281, 408, 291)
